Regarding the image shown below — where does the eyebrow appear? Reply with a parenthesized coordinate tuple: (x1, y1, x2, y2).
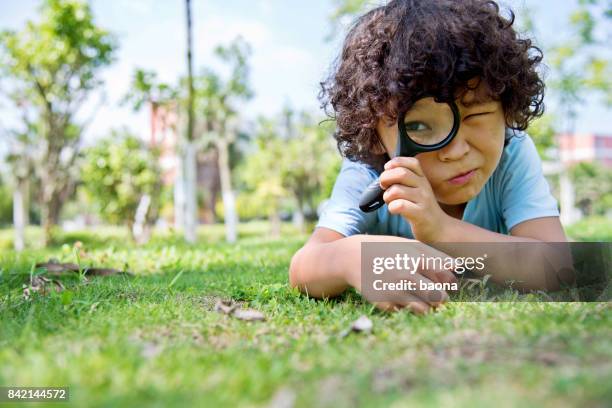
(460, 100, 497, 109)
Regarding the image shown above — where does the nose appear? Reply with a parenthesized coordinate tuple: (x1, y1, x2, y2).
(437, 129, 470, 162)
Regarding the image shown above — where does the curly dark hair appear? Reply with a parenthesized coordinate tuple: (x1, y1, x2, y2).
(319, 0, 545, 171)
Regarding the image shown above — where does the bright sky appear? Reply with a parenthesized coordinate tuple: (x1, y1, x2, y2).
(0, 0, 610, 146)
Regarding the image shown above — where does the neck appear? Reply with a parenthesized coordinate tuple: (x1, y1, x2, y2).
(439, 202, 467, 220)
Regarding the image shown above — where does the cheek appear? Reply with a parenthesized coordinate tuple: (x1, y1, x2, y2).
(480, 127, 505, 168)
(415, 154, 442, 184)
(376, 120, 397, 156)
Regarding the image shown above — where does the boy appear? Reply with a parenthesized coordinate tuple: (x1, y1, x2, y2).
(289, 0, 567, 314)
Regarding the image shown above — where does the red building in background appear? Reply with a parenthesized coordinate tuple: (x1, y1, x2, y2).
(558, 132, 612, 167)
(148, 103, 221, 224)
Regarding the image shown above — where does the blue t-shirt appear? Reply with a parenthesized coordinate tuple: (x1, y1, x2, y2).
(316, 131, 559, 238)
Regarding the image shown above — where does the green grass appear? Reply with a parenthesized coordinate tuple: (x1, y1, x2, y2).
(0, 222, 611, 407)
(566, 216, 612, 242)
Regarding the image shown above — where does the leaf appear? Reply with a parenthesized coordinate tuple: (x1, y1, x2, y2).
(22, 275, 65, 300)
(214, 299, 238, 315)
(340, 315, 373, 337)
(36, 261, 80, 274)
(213, 299, 266, 321)
(232, 308, 266, 321)
(351, 315, 373, 333)
(35, 260, 131, 276)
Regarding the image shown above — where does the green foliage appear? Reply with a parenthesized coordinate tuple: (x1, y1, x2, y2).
(238, 112, 340, 219)
(0, 0, 117, 243)
(525, 113, 557, 159)
(327, 0, 373, 40)
(569, 161, 612, 216)
(547, 0, 612, 131)
(0, 179, 13, 226)
(0, 0, 116, 108)
(122, 68, 177, 111)
(191, 36, 253, 143)
(566, 215, 612, 241)
(81, 130, 162, 231)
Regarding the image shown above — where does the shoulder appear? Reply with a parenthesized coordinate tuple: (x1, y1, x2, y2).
(494, 129, 543, 181)
(337, 157, 380, 183)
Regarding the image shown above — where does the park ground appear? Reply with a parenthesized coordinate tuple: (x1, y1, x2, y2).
(0, 219, 611, 407)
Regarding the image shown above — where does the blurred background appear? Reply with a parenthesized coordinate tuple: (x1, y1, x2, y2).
(0, 0, 610, 249)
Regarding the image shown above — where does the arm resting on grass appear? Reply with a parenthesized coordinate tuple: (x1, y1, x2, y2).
(289, 228, 414, 298)
(432, 216, 573, 291)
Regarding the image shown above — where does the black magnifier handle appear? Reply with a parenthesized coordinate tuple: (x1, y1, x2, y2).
(359, 130, 415, 213)
(359, 180, 386, 212)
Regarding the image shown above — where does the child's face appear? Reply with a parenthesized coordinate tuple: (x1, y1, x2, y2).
(376, 80, 506, 205)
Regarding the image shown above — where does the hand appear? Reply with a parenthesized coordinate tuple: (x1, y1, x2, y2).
(344, 238, 458, 314)
(380, 156, 451, 243)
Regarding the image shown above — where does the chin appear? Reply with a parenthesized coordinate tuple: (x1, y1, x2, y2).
(438, 184, 482, 205)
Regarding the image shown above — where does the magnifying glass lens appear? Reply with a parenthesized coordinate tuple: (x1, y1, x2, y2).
(358, 97, 460, 213)
(403, 98, 455, 146)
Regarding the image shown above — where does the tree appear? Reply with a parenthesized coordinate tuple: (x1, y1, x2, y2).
(193, 37, 254, 243)
(326, 0, 374, 40)
(182, 0, 198, 243)
(545, 0, 612, 134)
(569, 161, 612, 217)
(81, 129, 162, 242)
(238, 117, 288, 237)
(239, 110, 339, 234)
(0, 0, 116, 245)
(280, 112, 339, 231)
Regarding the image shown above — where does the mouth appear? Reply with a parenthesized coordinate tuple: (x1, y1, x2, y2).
(447, 168, 477, 185)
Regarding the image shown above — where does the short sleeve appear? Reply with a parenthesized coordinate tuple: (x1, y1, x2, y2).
(315, 158, 378, 236)
(498, 134, 560, 231)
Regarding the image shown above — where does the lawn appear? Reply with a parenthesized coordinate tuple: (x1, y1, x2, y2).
(0, 222, 610, 407)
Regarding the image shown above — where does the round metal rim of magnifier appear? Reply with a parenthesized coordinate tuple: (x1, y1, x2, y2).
(396, 99, 461, 155)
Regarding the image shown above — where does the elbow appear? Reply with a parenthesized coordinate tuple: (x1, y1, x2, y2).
(288, 247, 304, 289)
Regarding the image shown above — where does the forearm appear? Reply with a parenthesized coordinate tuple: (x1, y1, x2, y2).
(431, 217, 573, 291)
(439, 217, 537, 243)
(289, 234, 412, 298)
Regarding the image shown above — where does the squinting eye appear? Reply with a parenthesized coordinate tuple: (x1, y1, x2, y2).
(466, 112, 492, 120)
(405, 121, 429, 131)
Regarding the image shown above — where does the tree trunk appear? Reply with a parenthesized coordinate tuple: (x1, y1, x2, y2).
(293, 206, 305, 233)
(133, 194, 152, 244)
(183, 0, 198, 244)
(269, 210, 281, 238)
(184, 140, 198, 243)
(13, 181, 26, 251)
(174, 149, 185, 231)
(217, 139, 237, 243)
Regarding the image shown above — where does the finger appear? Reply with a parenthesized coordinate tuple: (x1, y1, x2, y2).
(384, 156, 425, 177)
(379, 166, 422, 190)
(410, 241, 458, 283)
(383, 184, 420, 204)
(374, 301, 404, 312)
(393, 294, 432, 315)
(387, 198, 420, 217)
(413, 258, 458, 286)
(402, 274, 449, 306)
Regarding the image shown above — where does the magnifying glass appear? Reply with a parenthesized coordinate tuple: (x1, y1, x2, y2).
(359, 97, 461, 212)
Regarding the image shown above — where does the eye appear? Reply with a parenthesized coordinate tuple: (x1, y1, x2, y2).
(465, 112, 493, 120)
(404, 121, 430, 131)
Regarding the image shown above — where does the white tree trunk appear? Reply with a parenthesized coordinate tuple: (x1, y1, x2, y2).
(184, 140, 198, 243)
(292, 206, 305, 233)
(560, 168, 580, 225)
(270, 211, 281, 238)
(174, 148, 185, 231)
(217, 139, 237, 243)
(133, 194, 151, 244)
(13, 182, 26, 251)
